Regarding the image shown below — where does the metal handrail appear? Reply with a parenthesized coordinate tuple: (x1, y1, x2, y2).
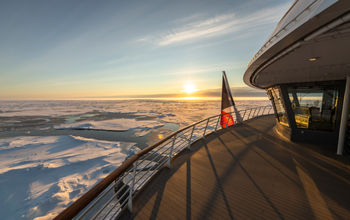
(54, 105, 273, 220)
(247, 0, 319, 67)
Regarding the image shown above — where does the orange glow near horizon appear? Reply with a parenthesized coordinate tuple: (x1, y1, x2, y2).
(181, 96, 202, 100)
(0, 96, 268, 101)
(178, 96, 268, 101)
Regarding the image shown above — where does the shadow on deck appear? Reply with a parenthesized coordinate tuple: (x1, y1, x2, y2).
(120, 115, 350, 220)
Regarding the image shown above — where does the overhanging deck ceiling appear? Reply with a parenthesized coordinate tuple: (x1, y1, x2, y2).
(253, 22, 350, 88)
(244, 0, 350, 89)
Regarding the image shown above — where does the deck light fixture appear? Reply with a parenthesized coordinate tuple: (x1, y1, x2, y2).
(309, 57, 319, 62)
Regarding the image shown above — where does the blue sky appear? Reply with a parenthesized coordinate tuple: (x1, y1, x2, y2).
(0, 0, 292, 99)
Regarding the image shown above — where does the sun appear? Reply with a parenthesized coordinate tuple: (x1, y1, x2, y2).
(183, 82, 198, 94)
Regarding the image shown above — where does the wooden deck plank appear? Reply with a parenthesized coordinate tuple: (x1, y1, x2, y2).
(120, 116, 350, 220)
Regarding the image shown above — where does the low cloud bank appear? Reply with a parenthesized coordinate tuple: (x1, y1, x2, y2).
(197, 87, 266, 98)
(85, 87, 267, 99)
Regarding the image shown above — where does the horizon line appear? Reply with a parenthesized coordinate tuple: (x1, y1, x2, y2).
(0, 96, 269, 101)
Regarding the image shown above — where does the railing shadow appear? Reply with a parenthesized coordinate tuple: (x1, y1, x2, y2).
(217, 136, 284, 219)
(119, 114, 350, 220)
(228, 122, 350, 218)
(118, 136, 209, 219)
(227, 124, 303, 188)
(186, 159, 191, 220)
(119, 115, 275, 220)
(149, 180, 167, 219)
(201, 144, 234, 220)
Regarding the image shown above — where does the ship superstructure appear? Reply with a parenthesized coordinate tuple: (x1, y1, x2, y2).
(244, 0, 350, 154)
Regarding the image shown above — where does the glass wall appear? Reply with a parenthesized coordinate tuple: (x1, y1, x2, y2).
(267, 87, 289, 127)
(288, 86, 339, 131)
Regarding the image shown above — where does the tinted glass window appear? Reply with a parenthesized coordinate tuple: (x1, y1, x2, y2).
(288, 87, 339, 130)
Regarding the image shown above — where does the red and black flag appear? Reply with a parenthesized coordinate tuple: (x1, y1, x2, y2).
(220, 71, 242, 128)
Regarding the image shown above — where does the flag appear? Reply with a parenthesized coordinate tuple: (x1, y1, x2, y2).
(220, 71, 242, 128)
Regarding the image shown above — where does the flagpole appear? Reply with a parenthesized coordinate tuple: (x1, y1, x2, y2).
(222, 71, 242, 122)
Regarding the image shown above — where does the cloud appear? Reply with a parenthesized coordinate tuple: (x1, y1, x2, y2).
(83, 86, 267, 99)
(196, 87, 267, 97)
(158, 14, 237, 46)
(143, 4, 288, 46)
(155, 62, 245, 77)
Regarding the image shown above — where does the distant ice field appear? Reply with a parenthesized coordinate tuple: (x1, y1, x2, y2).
(0, 99, 269, 219)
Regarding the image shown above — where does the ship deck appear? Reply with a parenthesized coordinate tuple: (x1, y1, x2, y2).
(120, 115, 350, 219)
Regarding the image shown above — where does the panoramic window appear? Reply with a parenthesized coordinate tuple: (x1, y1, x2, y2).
(288, 86, 339, 130)
(268, 88, 289, 127)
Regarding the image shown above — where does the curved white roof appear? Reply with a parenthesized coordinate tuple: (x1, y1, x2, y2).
(244, 0, 350, 88)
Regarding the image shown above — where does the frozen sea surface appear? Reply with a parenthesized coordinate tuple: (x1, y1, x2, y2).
(0, 99, 269, 219)
(0, 135, 137, 220)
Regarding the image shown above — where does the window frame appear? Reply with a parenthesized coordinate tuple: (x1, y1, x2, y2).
(281, 81, 345, 132)
(267, 86, 291, 127)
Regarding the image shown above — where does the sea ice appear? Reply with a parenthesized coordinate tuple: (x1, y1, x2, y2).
(0, 99, 271, 219)
(0, 135, 138, 220)
(54, 118, 164, 136)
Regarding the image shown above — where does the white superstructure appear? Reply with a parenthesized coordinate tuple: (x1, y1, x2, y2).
(244, 0, 350, 88)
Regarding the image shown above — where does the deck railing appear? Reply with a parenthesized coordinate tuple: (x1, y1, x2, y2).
(54, 105, 273, 220)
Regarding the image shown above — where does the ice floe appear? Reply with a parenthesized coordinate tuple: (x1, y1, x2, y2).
(54, 118, 163, 133)
(0, 135, 138, 220)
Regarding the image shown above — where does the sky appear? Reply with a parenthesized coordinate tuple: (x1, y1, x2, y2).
(0, 0, 293, 100)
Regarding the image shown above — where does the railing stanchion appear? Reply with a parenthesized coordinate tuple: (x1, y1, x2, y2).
(188, 125, 195, 150)
(256, 107, 261, 117)
(128, 162, 137, 212)
(203, 118, 210, 137)
(247, 109, 252, 119)
(252, 108, 257, 117)
(242, 110, 247, 121)
(215, 115, 220, 131)
(262, 106, 266, 116)
(167, 135, 177, 168)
